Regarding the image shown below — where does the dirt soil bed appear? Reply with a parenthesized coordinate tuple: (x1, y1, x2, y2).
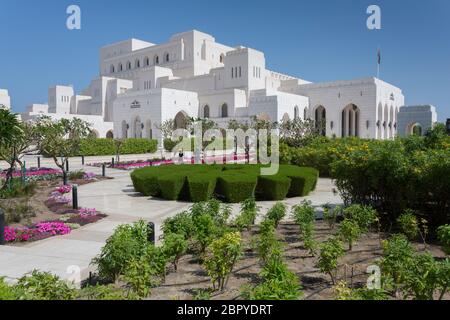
(148, 221, 448, 300)
(0, 176, 111, 228)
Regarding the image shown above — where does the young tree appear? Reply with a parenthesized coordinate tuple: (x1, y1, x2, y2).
(278, 117, 318, 147)
(113, 138, 124, 163)
(203, 232, 242, 291)
(35, 116, 91, 185)
(316, 237, 345, 285)
(0, 111, 37, 189)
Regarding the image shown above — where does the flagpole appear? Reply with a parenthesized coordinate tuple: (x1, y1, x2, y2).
(377, 47, 381, 79)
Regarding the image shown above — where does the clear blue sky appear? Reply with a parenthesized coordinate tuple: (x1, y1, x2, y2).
(1, 0, 449, 121)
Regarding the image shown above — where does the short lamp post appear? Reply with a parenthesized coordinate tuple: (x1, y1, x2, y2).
(72, 185, 78, 210)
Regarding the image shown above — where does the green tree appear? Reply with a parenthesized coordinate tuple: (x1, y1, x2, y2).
(35, 116, 91, 184)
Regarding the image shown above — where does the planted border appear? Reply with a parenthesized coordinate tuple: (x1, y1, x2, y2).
(131, 164, 318, 203)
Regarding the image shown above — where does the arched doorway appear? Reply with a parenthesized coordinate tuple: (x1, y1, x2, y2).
(106, 130, 114, 139)
(203, 105, 210, 118)
(221, 103, 228, 118)
(134, 117, 142, 138)
(389, 106, 394, 139)
(377, 103, 383, 139)
(294, 106, 299, 120)
(315, 105, 326, 136)
(304, 107, 308, 121)
(341, 104, 360, 137)
(384, 104, 389, 139)
(174, 111, 188, 129)
(408, 123, 423, 136)
(121, 121, 128, 139)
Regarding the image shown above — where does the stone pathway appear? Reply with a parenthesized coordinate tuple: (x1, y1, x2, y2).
(0, 154, 343, 283)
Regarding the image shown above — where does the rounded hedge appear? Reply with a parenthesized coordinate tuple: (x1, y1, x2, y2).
(131, 164, 319, 203)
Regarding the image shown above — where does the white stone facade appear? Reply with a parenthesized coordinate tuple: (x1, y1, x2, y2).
(397, 105, 437, 137)
(22, 30, 406, 142)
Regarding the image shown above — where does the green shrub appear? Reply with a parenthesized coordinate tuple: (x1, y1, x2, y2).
(437, 224, 450, 255)
(218, 173, 257, 203)
(78, 284, 131, 300)
(0, 277, 20, 300)
(203, 232, 242, 291)
(131, 164, 318, 203)
(15, 270, 76, 300)
(193, 213, 218, 254)
(161, 211, 195, 239)
(333, 281, 388, 300)
(316, 237, 345, 285)
(339, 219, 361, 251)
(123, 245, 167, 297)
(397, 210, 420, 240)
(292, 201, 317, 255)
(266, 202, 287, 228)
(244, 248, 302, 300)
(256, 175, 291, 200)
(79, 138, 157, 156)
(255, 219, 282, 264)
(187, 174, 217, 202)
(158, 174, 187, 200)
(68, 170, 85, 180)
(163, 233, 188, 271)
(234, 198, 260, 231)
(342, 204, 378, 233)
(92, 220, 151, 281)
(130, 170, 160, 196)
(323, 204, 340, 230)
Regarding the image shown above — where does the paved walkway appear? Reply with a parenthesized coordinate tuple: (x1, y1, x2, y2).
(0, 154, 343, 283)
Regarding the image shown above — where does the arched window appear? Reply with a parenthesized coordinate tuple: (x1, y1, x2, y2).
(315, 105, 326, 136)
(294, 106, 299, 119)
(164, 52, 170, 62)
(203, 105, 210, 118)
(126, 61, 131, 70)
(118, 63, 123, 72)
(221, 103, 228, 118)
(174, 111, 188, 129)
(377, 103, 383, 139)
(144, 57, 149, 66)
(342, 104, 360, 137)
(135, 59, 140, 69)
(110, 65, 115, 73)
(154, 55, 159, 65)
(220, 54, 224, 63)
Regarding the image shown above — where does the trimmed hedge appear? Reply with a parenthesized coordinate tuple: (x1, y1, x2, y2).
(79, 138, 158, 156)
(131, 164, 319, 203)
(256, 175, 291, 201)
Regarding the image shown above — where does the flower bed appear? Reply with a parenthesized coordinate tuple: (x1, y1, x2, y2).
(0, 167, 62, 182)
(87, 153, 252, 171)
(3, 184, 107, 244)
